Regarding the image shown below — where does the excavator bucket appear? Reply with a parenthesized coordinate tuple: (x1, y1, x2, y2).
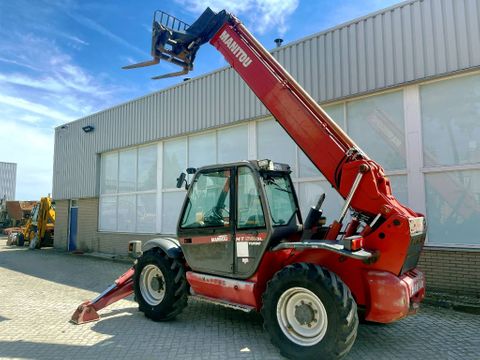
(71, 267, 135, 324)
(123, 8, 229, 79)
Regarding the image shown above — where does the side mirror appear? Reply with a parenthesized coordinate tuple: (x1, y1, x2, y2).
(176, 172, 187, 189)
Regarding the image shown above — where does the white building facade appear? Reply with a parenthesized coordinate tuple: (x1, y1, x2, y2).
(53, 0, 480, 295)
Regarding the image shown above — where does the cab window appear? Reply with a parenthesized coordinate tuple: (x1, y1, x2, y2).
(263, 174, 297, 226)
(180, 170, 231, 228)
(237, 167, 265, 229)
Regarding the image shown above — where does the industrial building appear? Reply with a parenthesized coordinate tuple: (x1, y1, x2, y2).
(0, 161, 17, 200)
(53, 0, 479, 296)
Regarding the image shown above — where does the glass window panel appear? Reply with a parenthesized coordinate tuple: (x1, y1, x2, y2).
(189, 132, 216, 168)
(117, 195, 136, 232)
(118, 149, 136, 193)
(237, 167, 265, 229)
(421, 74, 480, 166)
(323, 103, 345, 130)
(137, 193, 156, 233)
(298, 150, 322, 178)
(388, 175, 408, 207)
(299, 104, 344, 178)
(100, 152, 118, 194)
(163, 138, 186, 189)
(217, 125, 248, 163)
(180, 170, 231, 229)
(263, 174, 297, 226)
(257, 119, 297, 175)
(162, 191, 187, 234)
(298, 181, 344, 222)
(138, 145, 157, 191)
(347, 91, 406, 170)
(99, 196, 117, 231)
(425, 170, 480, 246)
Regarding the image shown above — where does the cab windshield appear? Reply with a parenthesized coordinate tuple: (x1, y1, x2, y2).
(262, 173, 297, 226)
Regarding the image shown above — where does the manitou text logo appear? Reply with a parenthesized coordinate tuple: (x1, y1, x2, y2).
(219, 30, 253, 68)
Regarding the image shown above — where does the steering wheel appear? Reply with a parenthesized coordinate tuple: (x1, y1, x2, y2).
(204, 206, 228, 225)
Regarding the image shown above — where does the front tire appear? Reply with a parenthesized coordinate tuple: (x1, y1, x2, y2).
(134, 249, 188, 321)
(261, 263, 358, 360)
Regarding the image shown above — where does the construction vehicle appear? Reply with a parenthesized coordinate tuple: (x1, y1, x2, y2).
(72, 8, 426, 359)
(17, 196, 55, 248)
(0, 198, 37, 231)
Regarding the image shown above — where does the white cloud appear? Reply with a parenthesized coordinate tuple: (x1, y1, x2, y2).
(174, 0, 299, 35)
(62, 34, 89, 46)
(0, 32, 126, 199)
(0, 120, 54, 200)
(0, 73, 70, 93)
(68, 13, 149, 57)
(0, 56, 41, 71)
(0, 94, 73, 123)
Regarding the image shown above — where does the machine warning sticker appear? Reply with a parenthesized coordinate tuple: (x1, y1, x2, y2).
(236, 242, 249, 257)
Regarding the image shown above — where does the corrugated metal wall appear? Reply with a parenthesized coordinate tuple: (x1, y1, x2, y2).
(0, 162, 17, 200)
(53, 0, 480, 200)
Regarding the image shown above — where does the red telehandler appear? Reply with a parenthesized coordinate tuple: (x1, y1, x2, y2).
(72, 8, 427, 359)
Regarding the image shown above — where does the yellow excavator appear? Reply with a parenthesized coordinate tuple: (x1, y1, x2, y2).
(17, 196, 55, 249)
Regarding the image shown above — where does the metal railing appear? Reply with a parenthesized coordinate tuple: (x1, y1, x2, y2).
(154, 10, 190, 31)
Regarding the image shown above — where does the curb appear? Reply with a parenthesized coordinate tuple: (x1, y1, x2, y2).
(424, 292, 480, 315)
(69, 251, 134, 265)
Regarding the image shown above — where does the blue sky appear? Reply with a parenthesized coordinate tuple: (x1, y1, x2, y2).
(0, 0, 400, 200)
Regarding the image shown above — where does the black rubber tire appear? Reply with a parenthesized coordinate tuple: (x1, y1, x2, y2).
(35, 235, 42, 249)
(261, 263, 358, 360)
(17, 233, 24, 247)
(134, 249, 188, 321)
(43, 231, 54, 247)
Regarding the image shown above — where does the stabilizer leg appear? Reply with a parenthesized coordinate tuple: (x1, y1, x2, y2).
(71, 267, 135, 324)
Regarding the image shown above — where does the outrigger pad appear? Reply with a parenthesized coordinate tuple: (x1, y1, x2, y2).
(123, 7, 231, 79)
(70, 301, 100, 325)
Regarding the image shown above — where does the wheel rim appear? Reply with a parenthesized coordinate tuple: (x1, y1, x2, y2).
(139, 264, 166, 306)
(276, 287, 328, 346)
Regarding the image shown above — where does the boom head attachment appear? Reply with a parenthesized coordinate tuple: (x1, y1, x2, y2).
(123, 8, 231, 79)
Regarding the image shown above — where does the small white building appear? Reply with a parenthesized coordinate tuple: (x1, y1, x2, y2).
(0, 161, 17, 200)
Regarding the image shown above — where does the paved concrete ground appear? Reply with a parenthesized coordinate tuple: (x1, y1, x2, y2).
(0, 237, 478, 360)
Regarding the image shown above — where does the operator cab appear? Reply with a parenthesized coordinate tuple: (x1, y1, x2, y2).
(176, 160, 302, 279)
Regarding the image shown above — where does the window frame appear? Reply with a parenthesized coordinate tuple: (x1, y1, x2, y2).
(96, 71, 480, 248)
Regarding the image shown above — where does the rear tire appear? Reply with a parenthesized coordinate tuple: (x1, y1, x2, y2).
(134, 249, 188, 321)
(261, 263, 358, 360)
(17, 233, 24, 247)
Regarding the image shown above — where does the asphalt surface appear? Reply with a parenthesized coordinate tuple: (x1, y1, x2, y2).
(0, 237, 479, 360)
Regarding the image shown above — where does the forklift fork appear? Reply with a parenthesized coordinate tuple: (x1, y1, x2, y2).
(122, 8, 230, 79)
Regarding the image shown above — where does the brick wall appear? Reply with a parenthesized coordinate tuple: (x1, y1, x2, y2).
(77, 197, 98, 251)
(54, 200, 69, 250)
(418, 248, 480, 296)
(54, 197, 480, 296)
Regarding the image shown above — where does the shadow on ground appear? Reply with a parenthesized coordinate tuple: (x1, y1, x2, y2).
(0, 241, 131, 293)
